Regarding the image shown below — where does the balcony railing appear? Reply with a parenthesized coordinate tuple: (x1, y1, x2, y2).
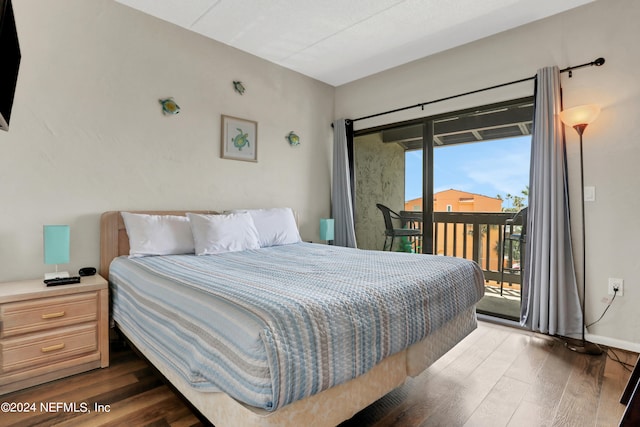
(403, 211, 524, 286)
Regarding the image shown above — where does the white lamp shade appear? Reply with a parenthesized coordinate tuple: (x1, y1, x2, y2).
(559, 104, 601, 127)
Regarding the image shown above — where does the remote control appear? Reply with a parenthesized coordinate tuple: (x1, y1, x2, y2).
(44, 276, 81, 286)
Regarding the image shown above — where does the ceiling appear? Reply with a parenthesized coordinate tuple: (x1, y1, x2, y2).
(115, 0, 594, 87)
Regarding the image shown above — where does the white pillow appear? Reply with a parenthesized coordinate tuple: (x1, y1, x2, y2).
(187, 212, 260, 255)
(121, 212, 195, 257)
(230, 208, 301, 247)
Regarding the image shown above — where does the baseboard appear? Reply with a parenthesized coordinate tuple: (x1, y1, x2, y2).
(587, 333, 640, 353)
(477, 316, 640, 354)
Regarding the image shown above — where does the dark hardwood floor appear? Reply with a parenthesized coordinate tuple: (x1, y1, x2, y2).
(1, 321, 634, 427)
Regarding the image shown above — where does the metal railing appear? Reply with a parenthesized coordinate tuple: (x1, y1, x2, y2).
(431, 212, 524, 285)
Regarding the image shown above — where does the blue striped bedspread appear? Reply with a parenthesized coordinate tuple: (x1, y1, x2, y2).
(109, 242, 485, 411)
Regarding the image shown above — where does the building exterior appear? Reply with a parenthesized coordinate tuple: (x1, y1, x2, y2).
(405, 189, 502, 213)
(405, 190, 503, 270)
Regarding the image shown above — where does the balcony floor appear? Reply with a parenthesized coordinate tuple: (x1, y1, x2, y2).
(477, 280, 521, 320)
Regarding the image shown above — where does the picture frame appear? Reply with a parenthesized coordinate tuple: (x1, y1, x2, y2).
(220, 115, 258, 162)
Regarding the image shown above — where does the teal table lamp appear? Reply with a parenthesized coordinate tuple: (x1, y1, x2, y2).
(319, 218, 334, 244)
(43, 225, 70, 279)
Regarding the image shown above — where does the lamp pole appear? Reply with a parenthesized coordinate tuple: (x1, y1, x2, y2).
(576, 124, 602, 354)
(560, 105, 602, 355)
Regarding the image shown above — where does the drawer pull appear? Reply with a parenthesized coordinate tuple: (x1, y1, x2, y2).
(41, 311, 66, 319)
(41, 343, 65, 353)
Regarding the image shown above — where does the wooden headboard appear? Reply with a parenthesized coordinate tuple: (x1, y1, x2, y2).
(99, 210, 217, 279)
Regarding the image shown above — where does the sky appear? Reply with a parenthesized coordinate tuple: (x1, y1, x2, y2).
(405, 136, 531, 210)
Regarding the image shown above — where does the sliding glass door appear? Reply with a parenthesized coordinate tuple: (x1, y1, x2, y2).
(353, 121, 435, 254)
(353, 97, 533, 321)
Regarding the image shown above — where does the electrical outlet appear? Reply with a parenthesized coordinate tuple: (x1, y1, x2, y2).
(608, 278, 624, 296)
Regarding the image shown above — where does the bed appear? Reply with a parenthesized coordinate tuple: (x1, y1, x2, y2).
(100, 210, 485, 427)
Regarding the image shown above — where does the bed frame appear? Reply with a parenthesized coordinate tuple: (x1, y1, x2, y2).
(100, 210, 478, 427)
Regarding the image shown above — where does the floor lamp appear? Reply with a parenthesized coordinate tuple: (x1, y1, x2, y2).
(559, 104, 603, 356)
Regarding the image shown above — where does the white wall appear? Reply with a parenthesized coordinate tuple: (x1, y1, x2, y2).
(335, 0, 640, 350)
(0, 0, 334, 281)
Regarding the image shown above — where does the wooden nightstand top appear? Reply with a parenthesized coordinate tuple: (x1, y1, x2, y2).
(0, 275, 107, 304)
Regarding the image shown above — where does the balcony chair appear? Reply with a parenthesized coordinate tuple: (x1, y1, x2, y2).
(499, 207, 528, 295)
(376, 203, 422, 252)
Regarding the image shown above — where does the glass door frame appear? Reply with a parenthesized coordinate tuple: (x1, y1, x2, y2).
(353, 96, 534, 257)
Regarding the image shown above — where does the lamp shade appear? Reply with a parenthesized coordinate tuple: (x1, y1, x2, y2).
(559, 104, 600, 127)
(43, 225, 70, 265)
(319, 218, 335, 241)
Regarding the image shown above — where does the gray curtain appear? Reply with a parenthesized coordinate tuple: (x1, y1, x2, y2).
(331, 119, 357, 248)
(521, 66, 582, 338)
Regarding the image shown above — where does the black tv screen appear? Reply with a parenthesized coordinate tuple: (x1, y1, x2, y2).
(0, 0, 21, 131)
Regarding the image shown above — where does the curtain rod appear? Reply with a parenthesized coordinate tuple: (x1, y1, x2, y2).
(349, 57, 605, 124)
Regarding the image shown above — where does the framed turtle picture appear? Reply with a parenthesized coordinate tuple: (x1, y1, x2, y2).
(221, 115, 258, 162)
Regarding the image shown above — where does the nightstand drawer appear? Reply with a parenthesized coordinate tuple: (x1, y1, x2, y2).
(0, 292, 98, 338)
(0, 323, 98, 374)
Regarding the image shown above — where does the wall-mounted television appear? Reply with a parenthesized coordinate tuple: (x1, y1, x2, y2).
(0, 0, 20, 131)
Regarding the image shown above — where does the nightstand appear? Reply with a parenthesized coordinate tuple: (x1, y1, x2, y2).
(0, 275, 109, 395)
